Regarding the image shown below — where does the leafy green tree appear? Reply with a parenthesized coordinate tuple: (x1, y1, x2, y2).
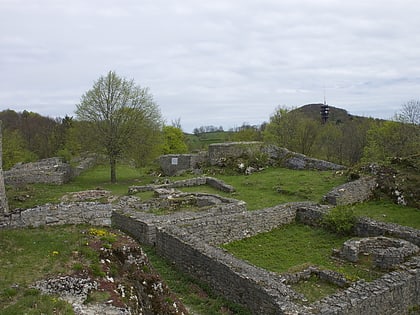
(76, 71, 163, 182)
(317, 123, 344, 163)
(127, 117, 163, 167)
(295, 118, 319, 155)
(263, 106, 295, 148)
(362, 120, 420, 162)
(161, 125, 188, 154)
(2, 129, 38, 170)
(230, 123, 263, 142)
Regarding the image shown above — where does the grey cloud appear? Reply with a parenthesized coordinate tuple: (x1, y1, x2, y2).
(1, 0, 420, 132)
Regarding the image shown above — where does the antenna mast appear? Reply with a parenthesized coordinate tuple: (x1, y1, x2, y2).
(320, 88, 329, 124)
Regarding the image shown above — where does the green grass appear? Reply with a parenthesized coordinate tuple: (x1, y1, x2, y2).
(3, 162, 419, 310)
(180, 167, 347, 210)
(143, 246, 251, 315)
(0, 225, 250, 315)
(0, 225, 89, 313)
(221, 223, 383, 301)
(7, 164, 151, 209)
(350, 199, 420, 229)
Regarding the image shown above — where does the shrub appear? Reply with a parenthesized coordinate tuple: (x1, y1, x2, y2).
(322, 206, 357, 235)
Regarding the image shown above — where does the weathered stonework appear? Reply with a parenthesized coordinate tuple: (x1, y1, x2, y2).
(340, 236, 419, 270)
(158, 143, 345, 176)
(263, 145, 346, 171)
(323, 176, 377, 206)
(128, 176, 235, 194)
(4, 157, 73, 186)
(208, 141, 264, 166)
(1, 191, 419, 314)
(158, 152, 207, 176)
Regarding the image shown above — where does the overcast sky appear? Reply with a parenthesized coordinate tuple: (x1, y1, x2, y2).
(1, 0, 420, 132)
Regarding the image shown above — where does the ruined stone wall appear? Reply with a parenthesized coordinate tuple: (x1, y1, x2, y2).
(313, 258, 420, 315)
(297, 206, 420, 247)
(4, 157, 73, 186)
(158, 152, 207, 176)
(1, 199, 419, 314)
(155, 225, 305, 315)
(208, 141, 264, 166)
(128, 176, 234, 194)
(159, 143, 345, 175)
(0, 202, 113, 229)
(115, 204, 420, 314)
(177, 203, 304, 245)
(323, 176, 377, 206)
(263, 146, 345, 171)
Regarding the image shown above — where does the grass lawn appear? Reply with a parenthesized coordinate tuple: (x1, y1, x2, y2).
(3, 163, 419, 310)
(0, 225, 250, 315)
(221, 223, 384, 302)
(0, 225, 86, 314)
(180, 167, 347, 210)
(350, 199, 420, 229)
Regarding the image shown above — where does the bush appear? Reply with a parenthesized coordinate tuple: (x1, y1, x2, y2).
(322, 207, 357, 235)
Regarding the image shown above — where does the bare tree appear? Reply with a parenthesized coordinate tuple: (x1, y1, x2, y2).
(397, 99, 420, 124)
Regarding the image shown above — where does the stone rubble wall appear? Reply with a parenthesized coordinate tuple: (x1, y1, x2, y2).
(155, 224, 307, 315)
(159, 143, 345, 176)
(4, 157, 73, 186)
(340, 236, 419, 270)
(354, 217, 420, 247)
(263, 145, 345, 171)
(1, 199, 419, 314)
(208, 141, 264, 166)
(0, 202, 113, 229)
(176, 202, 307, 245)
(3, 155, 98, 187)
(313, 257, 420, 315)
(323, 176, 377, 206)
(128, 176, 234, 194)
(158, 152, 207, 176)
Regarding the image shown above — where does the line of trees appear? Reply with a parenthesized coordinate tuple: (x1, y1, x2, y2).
(1, 70, 419, 181)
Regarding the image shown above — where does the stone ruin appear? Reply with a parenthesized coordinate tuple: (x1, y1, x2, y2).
(1, 174, 419, 314)
(3, 157, 73, 186)
(339, 236, 419, 270)
(158, 142, 345, 176)
(0, 129, 419, 314)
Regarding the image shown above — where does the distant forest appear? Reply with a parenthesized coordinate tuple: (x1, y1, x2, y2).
(1, 102, 419, 170)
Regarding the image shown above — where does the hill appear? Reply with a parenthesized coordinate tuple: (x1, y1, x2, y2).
(292, 103, 369, 124)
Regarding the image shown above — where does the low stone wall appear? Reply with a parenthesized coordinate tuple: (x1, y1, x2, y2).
(263, 146, 345, 171)
(354, 217, 420, 247)
(1, 198, 419, 314)
(323, 177, 377, 206)
(340, 236, 419, 270)
(158, 152, 207, 176)
(176, 203, 304, 245)
(297, 206, 420, 247)
(128, 176, 235, 194)
(4, 157, 73, 186)
(155, 225, 306, 315)
(208, 141, 264, 166)
(313, 258, 420, 315)
(0, 202, 113, 229)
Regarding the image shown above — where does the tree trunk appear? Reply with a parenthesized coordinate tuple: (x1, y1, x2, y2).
(110, 156, 117, 183)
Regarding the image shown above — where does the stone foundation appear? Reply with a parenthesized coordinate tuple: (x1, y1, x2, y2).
(323, 176, 377, 206)
(340, 236, 419, 270)
(1, 198, 419, 314)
